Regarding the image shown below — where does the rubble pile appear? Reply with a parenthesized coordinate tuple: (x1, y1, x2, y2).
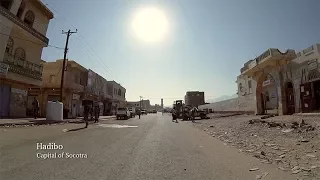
(188, 114, 320, 180)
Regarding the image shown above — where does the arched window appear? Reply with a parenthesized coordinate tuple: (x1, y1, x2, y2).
(118, 88, 121, 96)
(5, 37, 13, 54)
(14, 48, 25, 60)
(24, 10, 35, 26)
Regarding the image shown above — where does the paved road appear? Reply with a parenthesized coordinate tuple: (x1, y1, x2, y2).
(0, 113, 297, 180)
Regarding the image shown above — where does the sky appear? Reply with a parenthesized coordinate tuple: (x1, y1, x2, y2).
(40, 0, 320, 106)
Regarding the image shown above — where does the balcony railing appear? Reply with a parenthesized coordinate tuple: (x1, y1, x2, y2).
(0, 6, 49, 45)
(2, 53, 43, 80)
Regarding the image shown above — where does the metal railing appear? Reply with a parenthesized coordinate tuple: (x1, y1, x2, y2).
(2, 53, 43, 80)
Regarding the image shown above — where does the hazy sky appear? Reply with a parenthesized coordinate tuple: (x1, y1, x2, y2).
(41, 0, 320, 106)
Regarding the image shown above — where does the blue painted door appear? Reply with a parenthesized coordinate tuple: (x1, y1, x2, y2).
(0, 85, 10, 118)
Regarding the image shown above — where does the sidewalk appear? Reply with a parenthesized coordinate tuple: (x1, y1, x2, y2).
(0, 116, 116, 127)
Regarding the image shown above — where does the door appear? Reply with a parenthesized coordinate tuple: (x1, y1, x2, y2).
(0, 85, 10, 118)
(72, 100, 77, 117)
(286, 82, 295, 115)
(301, 83, 312, 113)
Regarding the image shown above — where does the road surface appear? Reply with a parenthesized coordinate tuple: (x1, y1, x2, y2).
(0, 113, 297, 180)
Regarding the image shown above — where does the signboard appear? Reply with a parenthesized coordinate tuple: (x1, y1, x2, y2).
(0, 62, 9, 77)
(308, 59, 318, 71)
(262, 79, 271, 87)
(11, 88, 27, 96)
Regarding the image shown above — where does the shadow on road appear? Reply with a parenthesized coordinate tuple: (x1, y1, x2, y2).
(67, 127, 87, 132)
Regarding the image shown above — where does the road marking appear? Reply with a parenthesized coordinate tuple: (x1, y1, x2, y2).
(97, 124, 138, 128)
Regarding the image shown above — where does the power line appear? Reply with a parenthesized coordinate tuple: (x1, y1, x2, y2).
(42, 0, 120, 81)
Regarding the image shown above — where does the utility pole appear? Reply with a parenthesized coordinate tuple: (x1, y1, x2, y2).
(60, 29, 77, 102)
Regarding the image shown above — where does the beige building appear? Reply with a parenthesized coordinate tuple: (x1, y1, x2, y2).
(127, 99, 151, 110)
(0, 0, 53, 117)
(37, 60, 88, 118)
(107, 81, 126, 114)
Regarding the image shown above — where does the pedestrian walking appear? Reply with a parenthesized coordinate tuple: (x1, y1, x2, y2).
(83, 104, 90, 128)
(94, 105, 100, 123)
(172, 108, 178, 123)
(191, 107, 196, 123)
(32, 97, 39, 119)
(137, 109, 141, 119)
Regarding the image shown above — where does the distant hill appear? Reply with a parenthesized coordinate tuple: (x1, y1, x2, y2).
(206, 94, 238, 103)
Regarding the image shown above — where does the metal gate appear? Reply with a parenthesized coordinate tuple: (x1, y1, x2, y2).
(286, 82, 295, 115)
(0, 85, 10, 118)
(300, 83, 313, 113)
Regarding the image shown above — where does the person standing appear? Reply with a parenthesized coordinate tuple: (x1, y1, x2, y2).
(94, 105, 100, 123)
(137, 109, 141, 119)
(83, 104, 90, 128)
(172, 108, 178, 123)
(32, 97, 39, 119)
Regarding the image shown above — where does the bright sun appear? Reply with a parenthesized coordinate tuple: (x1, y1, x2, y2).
(131, 7, 169, 43)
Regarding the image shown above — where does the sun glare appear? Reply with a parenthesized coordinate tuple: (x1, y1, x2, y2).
(131, 7, 169, 43)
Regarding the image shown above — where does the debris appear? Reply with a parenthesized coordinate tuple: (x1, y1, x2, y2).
(306, 154, 316, 158)
(255, 175, 262, 179)
(223, 143, 227, 146)
(209, 125, 214, 128)
(281, 129, 294, 133)
(260, 151, 266, 156)
(299, 119, 306, 127)
(310, 166, 317, 169)
(279, 154, 286, 158)
(261, 172, 269, 178)
(300, 167, 311, 172)
(278, 167, 287, 171)
(292, 170, 301, 174)
(301, 139, 309, 143)
(249, 168, 259, 171)
(292, 166, 300, 171)
(62, 129, 68, 132)
(265, 143, 276, 147)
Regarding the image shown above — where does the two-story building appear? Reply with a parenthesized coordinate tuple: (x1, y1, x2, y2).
(107, 80, 126, 114)
(281, 43, 320, 113)
(85, 69, 112, 115)
(0, 0, 53, 117)
(39, 60, 88, 117)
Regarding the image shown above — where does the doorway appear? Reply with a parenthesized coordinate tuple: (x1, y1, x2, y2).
(314, 80, 320, 111)
(0, 85, 10, 118)
(285, 82, 295, 115)
(72, 100, 77, 118)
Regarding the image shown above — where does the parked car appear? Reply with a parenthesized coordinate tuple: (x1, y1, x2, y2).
(141, 109, 147, 115)
(152, 109, 157, 113)
(128, 107, 136, 118)
(116, 108, 131, 120)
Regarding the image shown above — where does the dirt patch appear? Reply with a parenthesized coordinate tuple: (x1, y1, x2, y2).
(186, 113, 320, 180)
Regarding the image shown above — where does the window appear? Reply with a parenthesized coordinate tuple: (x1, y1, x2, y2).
(16, 0, 26, 18)
(5, 37, 13, 54)
(118, 88, 121, 96)
(248, 80, 252, 93)
(239, 83, 243, 92)
(14, 48, 25, 66)
(0, 0, 13, 10)
(24, 10, 35, 26)
(49, 75, 55, 83)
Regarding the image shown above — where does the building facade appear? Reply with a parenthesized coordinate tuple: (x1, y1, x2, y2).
(107, 81, 126, 114)
(38, 60, 88, 118)
(200, 44, 320, 115)
(85, 69, 112, 115)
(0, 0, 53, 118)
(184, 91, 205, 107)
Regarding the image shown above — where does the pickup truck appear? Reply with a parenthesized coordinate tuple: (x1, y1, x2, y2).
(116, 108, 131, 120)
(128, 107, 136, 118)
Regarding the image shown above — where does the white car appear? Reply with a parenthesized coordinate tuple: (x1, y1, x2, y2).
(116, 108, 131, 120)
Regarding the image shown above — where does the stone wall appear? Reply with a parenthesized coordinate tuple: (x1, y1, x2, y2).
(199, 94, 255, 113)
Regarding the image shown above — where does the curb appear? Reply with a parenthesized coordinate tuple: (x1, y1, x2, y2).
(0, 117, 116, 127)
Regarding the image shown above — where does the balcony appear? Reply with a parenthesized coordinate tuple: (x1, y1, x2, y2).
(2, 53, 43, 80)
(241, 48, 296, 76)
(0, 5, 49, 45)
